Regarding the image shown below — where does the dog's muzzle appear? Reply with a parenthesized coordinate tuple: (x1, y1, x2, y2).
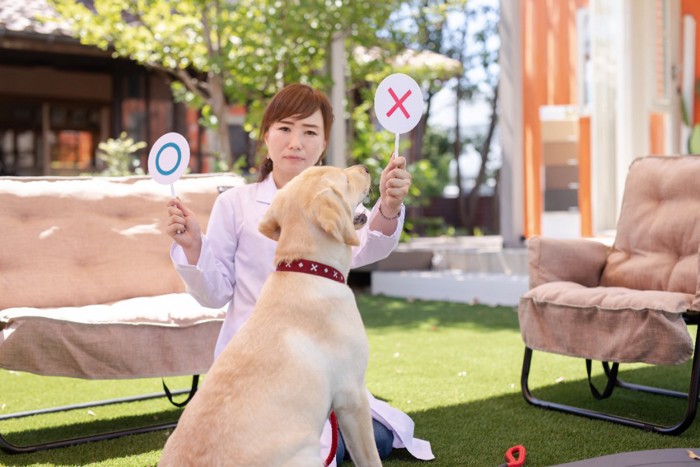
(353, 213, 368, 227)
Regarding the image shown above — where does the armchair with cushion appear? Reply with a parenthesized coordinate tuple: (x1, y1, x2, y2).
(518, 155, 700, 435)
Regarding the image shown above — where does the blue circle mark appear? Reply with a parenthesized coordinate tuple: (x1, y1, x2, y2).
(156, 142, 181, 176)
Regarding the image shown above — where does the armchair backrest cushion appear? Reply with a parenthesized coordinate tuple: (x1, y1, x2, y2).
(600, 156, 700, 295)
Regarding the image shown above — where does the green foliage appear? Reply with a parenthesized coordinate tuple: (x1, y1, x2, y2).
(419, 127, 453, 198)
(382, 0, 467, 92)
(687, 78, 700, 154)
(349, 87, 396, 204)
(348, 88, 446, 212)
(48, 0, 400, 162)
(48, 0, 466, 222)
(95, 132, 147, 176)
(348, 44, 453, 212)
(681, 89, 691, 128)
(690, 125, 700, 155)
(404, 216, 456, 237)
(49, 0, 396, 128)
(376, 0, 500, 235)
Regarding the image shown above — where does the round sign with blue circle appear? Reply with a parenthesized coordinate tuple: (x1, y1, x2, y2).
(148, 132, 190, 185)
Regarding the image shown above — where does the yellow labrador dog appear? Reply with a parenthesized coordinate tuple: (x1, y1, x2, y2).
(160, 165, 382, 466)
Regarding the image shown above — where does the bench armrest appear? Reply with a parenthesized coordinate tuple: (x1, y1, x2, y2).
(528, 237, 610, 289)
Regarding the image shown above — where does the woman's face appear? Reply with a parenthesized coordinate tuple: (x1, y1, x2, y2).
(264, 109, 327, 188)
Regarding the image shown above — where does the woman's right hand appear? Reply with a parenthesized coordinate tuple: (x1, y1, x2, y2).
(167, 198, 203, 264)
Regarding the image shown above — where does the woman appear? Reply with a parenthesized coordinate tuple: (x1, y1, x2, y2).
(166, 83, 433, 464)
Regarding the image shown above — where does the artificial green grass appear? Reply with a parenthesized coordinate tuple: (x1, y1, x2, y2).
(1, 294, 699, 466)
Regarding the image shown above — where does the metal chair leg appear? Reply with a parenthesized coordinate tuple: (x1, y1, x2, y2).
(603, 362, 689, 399)
(0, 376, 198, 454)
(521, 325, 700, 435)
(0, 420, 178, 454)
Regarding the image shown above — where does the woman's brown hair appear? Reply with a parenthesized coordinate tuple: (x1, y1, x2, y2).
(257, 84, 334, 181)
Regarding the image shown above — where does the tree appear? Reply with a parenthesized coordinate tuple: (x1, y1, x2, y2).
(346, 46, 458, 224)
(379, 0, 467, 167)
(379, 0, 500, 234)
(94, 132, 146, 176)
(49, 0, 467, 239)
(346, 2, 462, 227)
(49, 0, 396, 164)
(447, 0, 500, 233)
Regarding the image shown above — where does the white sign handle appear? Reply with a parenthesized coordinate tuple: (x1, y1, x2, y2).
(149, 132, 190, 234)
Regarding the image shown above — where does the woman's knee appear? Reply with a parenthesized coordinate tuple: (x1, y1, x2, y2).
(372, 419, 394, 459)
(335, 418, 394, 463)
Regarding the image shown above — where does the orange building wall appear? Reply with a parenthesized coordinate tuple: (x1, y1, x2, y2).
(578, 116, 591, 237)
(522, 1, 700, 238)
(649, 112, 667, 155)
(521, 0, 588, 237)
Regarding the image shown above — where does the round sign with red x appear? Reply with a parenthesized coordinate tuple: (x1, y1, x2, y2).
(374, 73, 424, 135)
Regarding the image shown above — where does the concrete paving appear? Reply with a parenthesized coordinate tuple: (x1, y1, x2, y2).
(368, 236, 529, 307)
(367, 234, 617, 307)
(371, 270, 528, 307)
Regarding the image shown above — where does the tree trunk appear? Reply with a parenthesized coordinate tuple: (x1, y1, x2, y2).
(209, 74, 233, 166)
(465, 83, 499, 231)
(409, 88, 433, 165)
(200, 1, 232, 167)
(454, 81, 469, 228)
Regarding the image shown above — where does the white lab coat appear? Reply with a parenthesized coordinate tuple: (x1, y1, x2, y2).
(171, 174, 434, 463)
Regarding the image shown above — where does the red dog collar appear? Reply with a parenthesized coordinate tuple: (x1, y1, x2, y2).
(276, 260, 346, 284)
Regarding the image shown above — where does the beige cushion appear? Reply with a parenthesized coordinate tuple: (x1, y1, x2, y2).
(0, 294, 226, 379)
(519, 282, 694, 365)
(527, 237, 609, 289)
(601, 156, 700, 294)
(0, 174, 243, 379)
(0, 175, 238, 309)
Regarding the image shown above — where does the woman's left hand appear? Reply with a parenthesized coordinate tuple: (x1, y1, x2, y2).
(379, 155, 411, 217)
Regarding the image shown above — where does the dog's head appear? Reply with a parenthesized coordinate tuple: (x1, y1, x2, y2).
(259, 165, 371, 248)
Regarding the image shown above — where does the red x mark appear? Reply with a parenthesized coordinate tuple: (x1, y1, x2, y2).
(386, 88, 412, 119)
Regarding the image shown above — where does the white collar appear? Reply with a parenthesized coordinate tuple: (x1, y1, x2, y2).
(256, 174, 278, 204)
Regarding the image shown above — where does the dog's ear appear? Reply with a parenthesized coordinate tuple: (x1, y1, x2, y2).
(313, 187, 359, 246)
(259, 201, 281, 241)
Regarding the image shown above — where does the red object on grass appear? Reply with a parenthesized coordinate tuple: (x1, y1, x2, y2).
(499, 444, 526, 467)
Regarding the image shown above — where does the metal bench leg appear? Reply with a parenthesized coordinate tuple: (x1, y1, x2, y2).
(521, 328, 700, 435)
(0, 375, 198, 454)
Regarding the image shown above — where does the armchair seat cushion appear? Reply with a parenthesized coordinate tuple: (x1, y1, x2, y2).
(519, 281, 694, 365)
(0, 293, 226, 379)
